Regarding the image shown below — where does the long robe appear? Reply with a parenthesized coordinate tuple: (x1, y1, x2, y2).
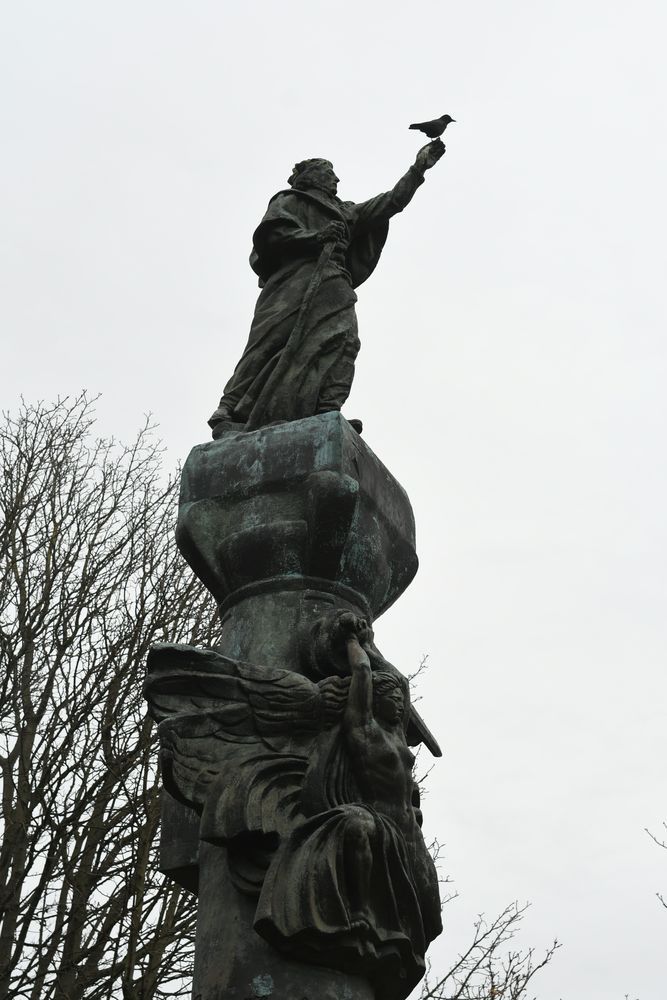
(212, 166, 426, 429)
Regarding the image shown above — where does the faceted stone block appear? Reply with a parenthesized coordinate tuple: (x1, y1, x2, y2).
(176, 412, 418, 624)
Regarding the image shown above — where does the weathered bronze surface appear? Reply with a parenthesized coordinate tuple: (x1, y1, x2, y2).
(208, 141, 445, 435)
(147, 624, 441, 1000)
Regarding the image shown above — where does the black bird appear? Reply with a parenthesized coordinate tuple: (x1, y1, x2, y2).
(409, 114, 455, 139)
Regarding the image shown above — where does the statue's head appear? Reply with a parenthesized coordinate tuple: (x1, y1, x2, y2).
(288, 158, 339, 196)
(373, 671, 406, 727)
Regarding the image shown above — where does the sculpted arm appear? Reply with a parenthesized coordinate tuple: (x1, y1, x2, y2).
(353, 140, 445, 230)
(343, 635, 374, 731)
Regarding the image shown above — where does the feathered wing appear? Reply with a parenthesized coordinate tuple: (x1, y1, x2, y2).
(145, 643, 326, 841)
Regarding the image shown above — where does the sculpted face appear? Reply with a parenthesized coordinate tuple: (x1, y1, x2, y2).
(308, 162, 339, 196)
(293, 159, 339, 196)
(373, 677, 405, 726)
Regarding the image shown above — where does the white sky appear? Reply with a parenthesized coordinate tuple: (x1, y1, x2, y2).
(2, 2, 666, 998)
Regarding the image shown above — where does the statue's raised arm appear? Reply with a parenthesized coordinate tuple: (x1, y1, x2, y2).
(208, 138, 448, 436)
(352, 139, 445, 231)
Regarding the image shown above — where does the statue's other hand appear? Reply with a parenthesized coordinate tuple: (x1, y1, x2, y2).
(415, 139, 446, 172)
(317, 220, 348, 246)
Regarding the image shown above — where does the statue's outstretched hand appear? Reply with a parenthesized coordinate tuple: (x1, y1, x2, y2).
(414, 139, 446, 173)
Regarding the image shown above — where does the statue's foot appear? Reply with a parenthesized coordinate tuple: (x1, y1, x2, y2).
(208, 404, 247, 439)
(211, 418, 247, 439)
(207, 403, 232, 425)
(211, 420, 231, 440)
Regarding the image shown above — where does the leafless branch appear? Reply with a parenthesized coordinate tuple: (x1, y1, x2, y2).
(646, 822, 667, 909)
(420, 902, 559, 1000)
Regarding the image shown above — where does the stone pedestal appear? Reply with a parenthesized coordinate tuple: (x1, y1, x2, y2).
(177, 412, 418, 638)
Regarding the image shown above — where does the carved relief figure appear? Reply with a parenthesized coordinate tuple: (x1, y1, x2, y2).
(146, 613, 442, 999)
(255, 619, 442, 999)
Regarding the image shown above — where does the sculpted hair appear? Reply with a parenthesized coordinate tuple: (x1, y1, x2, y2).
(372, 670, 410, 733)
(372, 672, 404, 698)
(288, 158, 333, 188)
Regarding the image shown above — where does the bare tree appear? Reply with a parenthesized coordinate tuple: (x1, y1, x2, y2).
(0, 396, 217, 999)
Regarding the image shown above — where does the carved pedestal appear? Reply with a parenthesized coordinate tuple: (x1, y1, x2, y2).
(146, 414, 442, 1000)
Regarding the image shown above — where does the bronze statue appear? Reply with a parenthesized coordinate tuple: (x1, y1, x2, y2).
(208, 140, 446, 435)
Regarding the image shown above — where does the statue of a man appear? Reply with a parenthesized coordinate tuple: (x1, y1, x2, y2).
(208, 140, 445, 436)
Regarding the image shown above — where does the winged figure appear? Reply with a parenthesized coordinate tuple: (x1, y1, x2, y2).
(145, 617, 442, 998)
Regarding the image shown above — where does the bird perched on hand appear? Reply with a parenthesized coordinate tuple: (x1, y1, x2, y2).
(409, 114, 456, 139)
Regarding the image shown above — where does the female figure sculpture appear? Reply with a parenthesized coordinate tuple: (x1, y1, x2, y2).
(255, 622, 442, 999)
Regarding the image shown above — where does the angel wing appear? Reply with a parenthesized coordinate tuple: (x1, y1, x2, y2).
(145, 643, 329, 842)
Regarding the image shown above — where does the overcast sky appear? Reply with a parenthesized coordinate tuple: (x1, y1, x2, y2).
(2, 2, 666, 997)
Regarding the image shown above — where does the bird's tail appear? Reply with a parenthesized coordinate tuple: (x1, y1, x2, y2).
(408, 124, 420, 130)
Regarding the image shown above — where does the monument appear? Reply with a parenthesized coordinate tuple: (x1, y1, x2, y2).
(145, 134, 449, 1000)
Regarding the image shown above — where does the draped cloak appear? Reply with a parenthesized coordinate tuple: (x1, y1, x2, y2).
(214, 166, 426, 428)
(253, 723, 443, 1000)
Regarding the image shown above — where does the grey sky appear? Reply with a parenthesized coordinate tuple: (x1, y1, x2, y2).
(2, 2, 666, 997)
